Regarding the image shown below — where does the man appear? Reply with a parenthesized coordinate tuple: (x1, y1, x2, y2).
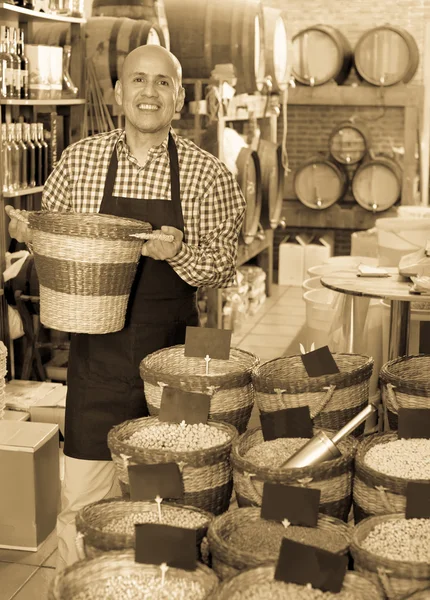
(7, 44, 246, 569)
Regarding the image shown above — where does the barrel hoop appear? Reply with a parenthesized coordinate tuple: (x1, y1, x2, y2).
(93, 0, 148, 6)
(109, 19, 123, 89)
(59, 26, 68, 47)
(130, 19, 143, 50)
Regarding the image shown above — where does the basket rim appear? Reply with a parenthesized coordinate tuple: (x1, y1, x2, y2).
(380, 354, 430, 396)
(253, 353, 374, 393)
(140, 345, 259, 390)
(355, 432, 430, 493)
(350, 513, 430, 575)
(231, 426, 356, 482)
(107, 416, 238, 465)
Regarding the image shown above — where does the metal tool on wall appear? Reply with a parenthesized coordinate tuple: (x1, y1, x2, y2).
(281, 403, 377, 469)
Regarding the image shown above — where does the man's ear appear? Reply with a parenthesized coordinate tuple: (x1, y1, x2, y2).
(114, 79, 123, 107)
(175, 86, 185, 113)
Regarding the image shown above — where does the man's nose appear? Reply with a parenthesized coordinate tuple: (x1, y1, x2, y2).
(141, 81, 158, 96)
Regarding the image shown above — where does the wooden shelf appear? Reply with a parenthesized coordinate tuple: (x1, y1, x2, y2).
(0, 2, 85, 23)
(3, 186, 43, 198)
(287, 84, 423, 107)
(0, 98, 86, 106)
(282, 199, 398, 230)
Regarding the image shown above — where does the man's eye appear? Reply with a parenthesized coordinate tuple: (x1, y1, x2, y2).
(158, 80, 169, 86)
(133, 78, 144, 83)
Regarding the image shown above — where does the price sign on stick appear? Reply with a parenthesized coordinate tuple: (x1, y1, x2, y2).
(301, 345, 340, 378)
(398, 409, 430, 439)
(260, 406, 313, 441)
(184, 327, 232, 375)
(275, 538, 348, 593)
(135, 523, 197, 570)
(128, 463, 183, 502)
(405, 482, 430, 519)
(159, 387, 210, 425)
(261, 483, 320, 527)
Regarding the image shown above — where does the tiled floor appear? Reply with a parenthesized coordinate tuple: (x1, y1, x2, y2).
(0, 284, 306, 599)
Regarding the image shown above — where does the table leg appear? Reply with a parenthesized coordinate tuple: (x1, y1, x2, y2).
(388, 300, 410, 360)
(340, 295, 370, 353)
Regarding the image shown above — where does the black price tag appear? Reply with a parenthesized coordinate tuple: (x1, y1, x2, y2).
(301, 346, 340, 378)
(128, 463, 183, 502)
(135, 523, 197, 570)
(260, 407, 313, 441)
(274, 538, 348, 593)
(184, 326, 232, 360)
(261, 483, 320, 527)
(405, 482, 430, 519)
(398, 408, 430, 439)
(159, 386, 210, 424)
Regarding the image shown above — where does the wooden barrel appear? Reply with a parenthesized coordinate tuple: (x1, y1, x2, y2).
(164, 0, 265, 94)
(262, 7, 289, 93)
(292, 24, 352, 86)
(294, 157, 348, 209)
(237, 148, 262, 244)
(354, 25, 419, 86)
(92, 0, 157, 21)
(352, 155, 402, 212)
(32, 24, 71, 46)
(329, 120, 370, 165)
(85, 17, 165, 106)
(257, 139, 284, 229)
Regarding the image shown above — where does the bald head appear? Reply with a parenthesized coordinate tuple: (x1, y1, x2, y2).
(121, 45, 182, 90)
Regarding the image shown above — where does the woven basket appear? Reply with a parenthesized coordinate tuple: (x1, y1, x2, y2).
(351, 514, 430, 599)
(107, 416, 238, 515)
(48, 550, 219, 600)
(207, 506, 351, 581)
(353, 432, 430, 521)
(407, 591, 430, 599)
(231, 427, 356, 521)
(380, 355, 430, 431)
(14, 209, 172, 334)
(253, 353, 373, 436)
(75, 498, 213, 560)
(208, 565, 384, 600)
(140, 345, 259, 434)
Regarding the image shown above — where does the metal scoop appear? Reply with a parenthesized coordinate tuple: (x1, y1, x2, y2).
(280, 403, 377, 469)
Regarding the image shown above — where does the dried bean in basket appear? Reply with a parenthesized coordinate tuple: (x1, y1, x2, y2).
(101, 509, 209, 535)
(244, 438, 310, 468)
(230, 582, 359, 600)
(227, 520, 347, 558)
(361, 518, 430, 563)
(126, 422, 230, 451)
(364, 439, 430, 480)
(72, 573, 206, 600)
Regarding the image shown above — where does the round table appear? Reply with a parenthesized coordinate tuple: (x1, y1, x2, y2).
(321, 269, 424, 359)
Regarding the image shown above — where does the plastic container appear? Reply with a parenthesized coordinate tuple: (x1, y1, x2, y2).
(376, 217, 430, 267)
(303, 287, 336, 349)
(307, 256, 378, 277)
(302, 276, 322, 292)
(381, 299, 430, 363)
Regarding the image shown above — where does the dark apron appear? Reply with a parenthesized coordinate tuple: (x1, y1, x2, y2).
(64, 133, 198, 460)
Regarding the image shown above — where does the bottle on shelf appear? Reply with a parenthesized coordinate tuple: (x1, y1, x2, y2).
(62, 45, 79, 98)
(15, 123, 28, 189)
(5, 27, 21, 99)
(37, 123, 49, 183)
(0, 38, 8, 99)
(0, 26, 15, 99)
(16, 30, 29, 100)
(30, 122, 43, 186)
(7, 123, 20, 190)
(1, 123, 13, 192)
(23, 122, 36, 188)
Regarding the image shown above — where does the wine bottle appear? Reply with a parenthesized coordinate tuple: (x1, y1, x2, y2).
(30, 123, 43, 186)
(7, 28, 21, 99)
(23, 123, 36, 188)
(37, 123, 49, 183)
(15, 123, 28, 189)
(0, 26, 14, 98)
(17, 30, 29, 100)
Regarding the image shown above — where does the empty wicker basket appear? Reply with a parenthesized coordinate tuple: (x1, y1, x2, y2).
(107, 416, 238, 515)
(231, 427, 357, 521)
(140, 345, 259, 434)
(253, 353, 373, 436)
(380, 354, 430, 431)
(10, 209, 170, 334)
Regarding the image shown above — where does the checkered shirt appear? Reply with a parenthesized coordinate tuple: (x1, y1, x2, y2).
(42, 129, 246, 288)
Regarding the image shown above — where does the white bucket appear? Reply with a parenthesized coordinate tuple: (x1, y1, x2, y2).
(376, 217, 430, 267)
(380, 299, 430, 363)
(397, 206, 430, 219)
(302, 276, 322, 292)
(307, 256, 378, 278)
(303, 287, 336, 349)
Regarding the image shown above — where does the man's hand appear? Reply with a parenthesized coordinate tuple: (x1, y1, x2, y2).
(5, 205, 32, 244)
(141, 225, 183, 260)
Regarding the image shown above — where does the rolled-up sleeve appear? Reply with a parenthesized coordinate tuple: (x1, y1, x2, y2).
(41, 148, 72, 212)
(167, 166, 246, 288)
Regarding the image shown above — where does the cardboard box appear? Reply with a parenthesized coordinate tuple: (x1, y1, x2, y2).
(30, 386, 66, 438)
(0, 421, 59, 550)
(304, 234, 334, 276)
(278, 234, 308, 285)
(26, 44, 63, 99)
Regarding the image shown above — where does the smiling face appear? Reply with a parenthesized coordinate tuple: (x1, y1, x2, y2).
(115, 45, 185, 137)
